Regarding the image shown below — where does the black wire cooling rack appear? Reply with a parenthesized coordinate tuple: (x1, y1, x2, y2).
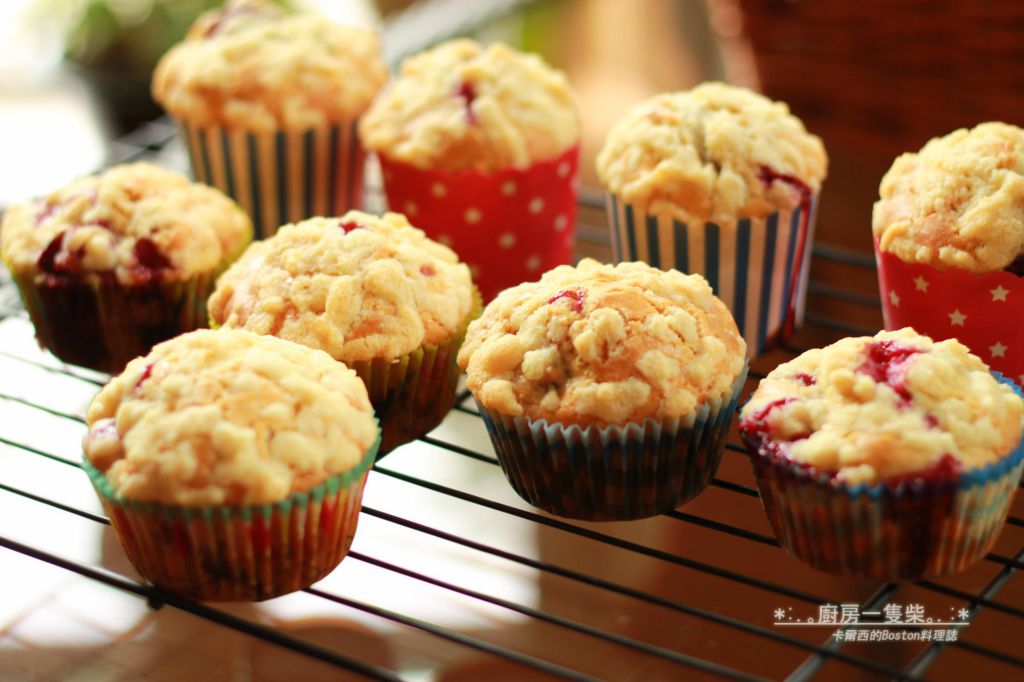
(1, 118, 1023, 682)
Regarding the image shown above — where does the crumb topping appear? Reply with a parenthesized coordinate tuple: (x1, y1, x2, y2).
(458, 259, 746, 425)
(83, 329, 378, 506)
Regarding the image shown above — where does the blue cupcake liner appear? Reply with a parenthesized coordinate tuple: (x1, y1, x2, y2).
(607, 195, 819, 357)
(742, 372, 1024, 579)
(477, 364, 748, 521)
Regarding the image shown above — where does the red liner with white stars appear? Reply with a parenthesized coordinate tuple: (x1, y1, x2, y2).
(875, 241, 1023, 387)
(378, 145, 580, 301)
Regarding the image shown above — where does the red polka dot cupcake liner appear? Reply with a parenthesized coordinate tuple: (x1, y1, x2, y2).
(875, 238, 1024, 387)
(378, 145, 580, 301)
(606, 194, 819, 357)
(347, 291, 481, 456)
(82, 432, 380, 601)
(741, 374, 1024, 580)
(181, 121, 365, 239)
(476, 364, 747, 521)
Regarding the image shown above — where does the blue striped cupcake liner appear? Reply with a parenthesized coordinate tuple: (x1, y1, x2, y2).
(607, 195, 819, 357)
(180, 121, 364, 239)
(476, 364, 748, 521)
(741, 373, 1024, 580)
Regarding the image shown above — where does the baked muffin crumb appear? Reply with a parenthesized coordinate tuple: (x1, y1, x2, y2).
(83, 329, 378, 506)
(458, 259, 746, 425)
(740, 328, 1024, 484)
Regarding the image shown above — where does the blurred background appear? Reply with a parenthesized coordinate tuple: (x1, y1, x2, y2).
(1, 1, 1023, 680)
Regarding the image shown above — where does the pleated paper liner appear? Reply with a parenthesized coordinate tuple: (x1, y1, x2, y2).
(4, 236, 251, 374)
(741, 374, 1024, 580)
(606, 195, 819, 357)
(11, 270, 215, 375)
(377, 145, 580, 302)
(83, 433, 380, 602)
(180, 121, 365, 239)
(875, 240, 1023, 387)
(351, 291, 481, 456)
(476, 363, 748, 521)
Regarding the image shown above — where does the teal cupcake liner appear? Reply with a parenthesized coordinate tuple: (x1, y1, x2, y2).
(742, 373, 1024, 580)
(83, 433, 380, 601)
(477, 364, 748, 521)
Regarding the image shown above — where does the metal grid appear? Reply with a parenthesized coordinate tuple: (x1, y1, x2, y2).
(0, 122, 1023, 681)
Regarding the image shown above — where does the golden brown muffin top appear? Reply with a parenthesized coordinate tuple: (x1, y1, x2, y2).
(873, 122, 1024, 273)
(153, 0, 387, 131)
(359, 39, 580, 172)
(458, 259, 746, 426)
(597, 82, 827, 224)
(740, 328, 1023, 485)
(208, 211, 476, 363)
(0, 162, 251, 285)
(83, 329, 378, 506)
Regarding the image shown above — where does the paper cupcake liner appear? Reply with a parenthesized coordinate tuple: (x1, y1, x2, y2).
(378, 145, 580, 301)
(875, 240, 1024, 387)
(475, 364, 748, 521)
(607, 195, 819, 357)
(742, 374, 1024, 580)
(180, 121, 364, 239)
(10, 270, 216, 374)
(348, 292, 481, 456)
(83, 434, 380, 602)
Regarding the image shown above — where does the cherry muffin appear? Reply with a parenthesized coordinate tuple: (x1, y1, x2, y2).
(458, 258, 748, 520)
(153, 0, 387, 237)
(597, 82, 828, 356)
(82, 329, 381, 600)
(0, 162, 252, 373)
(359, 39, 581, 301)
(739, 328, 1024, 579)
(208, 211, 479, 455)
(873, 122, 1024, 386)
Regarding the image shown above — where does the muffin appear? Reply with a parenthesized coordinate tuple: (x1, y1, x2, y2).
(739, 328, 1024, 579)
(359, 39, 581, 301)
(208, 211, 479, 455)
(81, 329, 380, 600)
(458, 258, 748, 520)
(596, 82, 828, 356)
(0, 162, 252, 373)
(153, 0, 388, 237)
(873, 122, 1024, 386)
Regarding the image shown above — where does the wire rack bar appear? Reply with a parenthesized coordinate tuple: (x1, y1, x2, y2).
(0, 536, 401, 681)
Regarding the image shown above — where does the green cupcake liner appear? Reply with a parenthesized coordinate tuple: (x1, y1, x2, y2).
(476, 364, 748, 521)
(741, 372, 1024, 580)
(348, 290, 482, 457)
(83, 434, 380, 602)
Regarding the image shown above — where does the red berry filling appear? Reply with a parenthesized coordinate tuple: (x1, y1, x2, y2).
(135, 362, 155, 391)
(757, 165, 813, 202)
(884, 453, 961, 487)
(857, 340, 922, 406)
(924, 414, 939, 429)
(420, 264, 436, 277)
(36, 233, 66, 273)
(740, 397, 810, 441)
(34, 202, 58, 226)
(792, 372, 816, 386)
(548, 287, 586, 313)
(455, 81, 478, 124)
(339, 220, 365, 233)
(130, 238, 171, 284)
